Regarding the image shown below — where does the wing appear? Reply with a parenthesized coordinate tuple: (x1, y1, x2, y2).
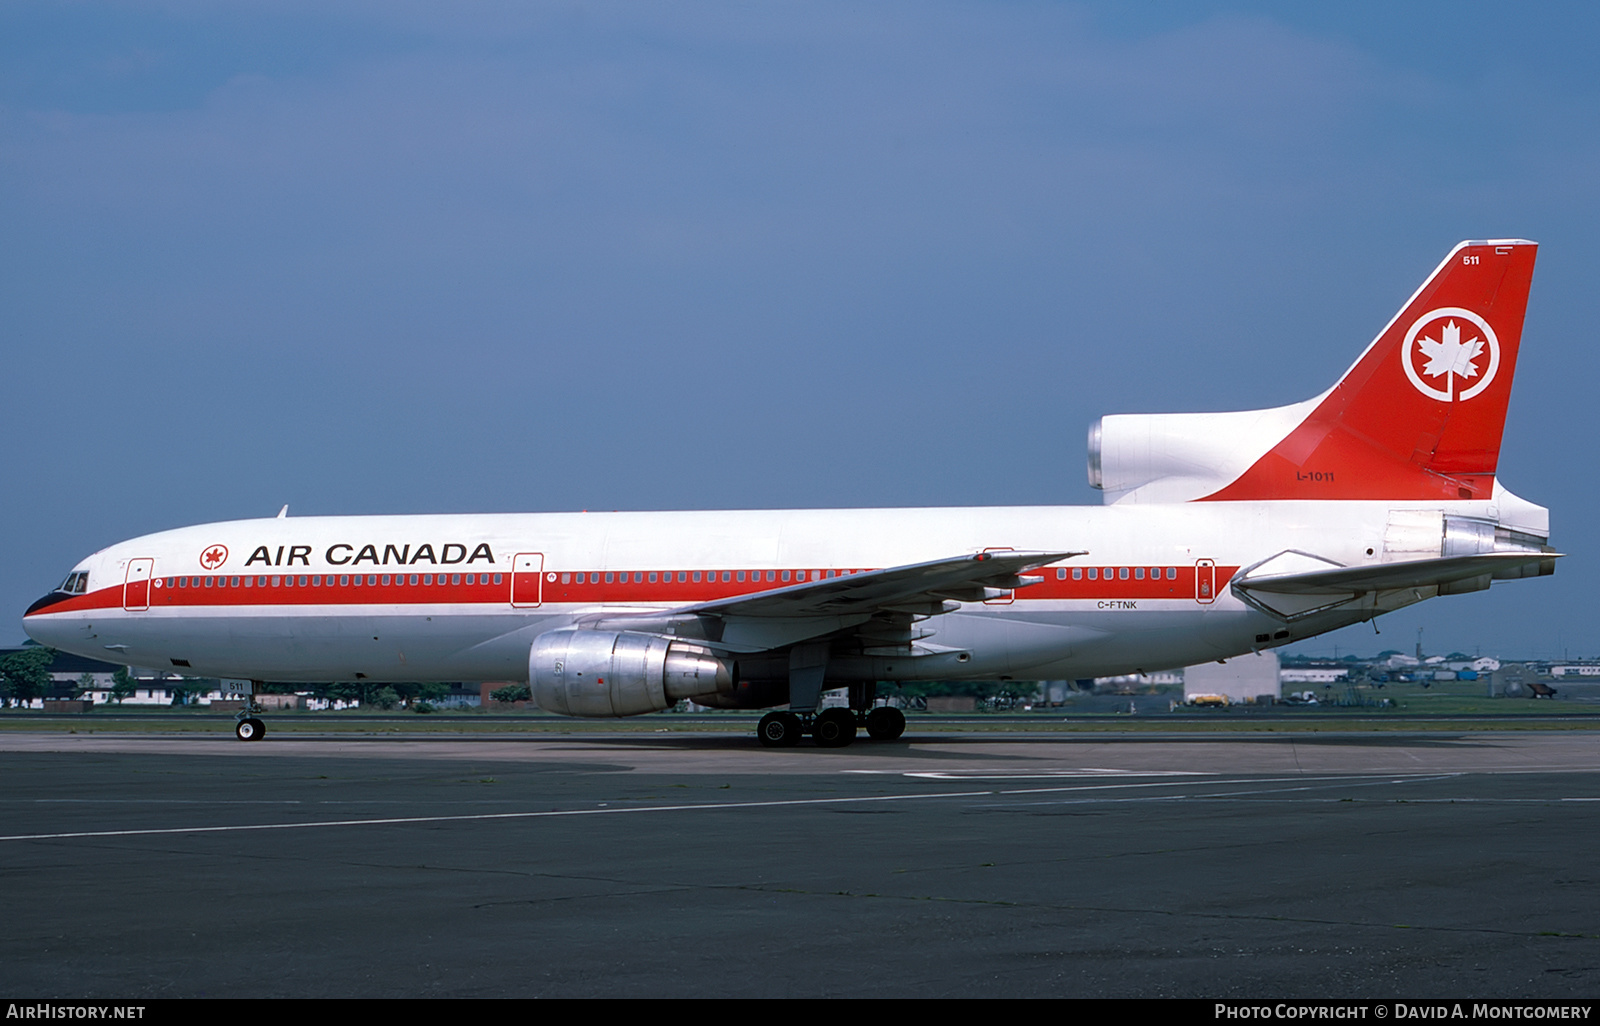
(658, 550, 1083, 653)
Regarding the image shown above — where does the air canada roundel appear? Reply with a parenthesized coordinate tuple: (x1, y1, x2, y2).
(1401, 306, 1499, 403)
(199, 545, 229, 570)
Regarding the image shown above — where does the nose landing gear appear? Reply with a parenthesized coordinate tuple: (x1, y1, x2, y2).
(229, 680, 267, 741)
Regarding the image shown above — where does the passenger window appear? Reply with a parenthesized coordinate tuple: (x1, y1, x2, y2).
(1119, 567, 1129, 580)
(408, 575, 419, 585)
(736, 571, 745, 582)
(1167, 567, 1177, 579)
(1087, 568, 1097, 580)
(451, 574, 460, 585)
(648, 572, 658, 583)
(1072, 567, 1083, 580)
(1135, 568, 1145, 580)
(767, 571, 777, 582)
(722, 571, 731, 582)
(1056, 568, 1066, 580)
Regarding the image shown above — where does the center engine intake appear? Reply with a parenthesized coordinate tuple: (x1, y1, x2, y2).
(529, 628, 738, 718)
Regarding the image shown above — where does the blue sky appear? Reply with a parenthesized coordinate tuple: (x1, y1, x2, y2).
(3, 1, 1597, 659)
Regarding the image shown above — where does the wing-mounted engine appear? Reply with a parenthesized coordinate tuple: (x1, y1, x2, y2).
(530, 628, 738, 718)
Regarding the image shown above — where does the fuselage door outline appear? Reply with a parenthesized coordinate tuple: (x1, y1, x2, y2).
(1195, 559, 1216, 605)
(511, 552, 544, 608)
(124, 558, 154, 612)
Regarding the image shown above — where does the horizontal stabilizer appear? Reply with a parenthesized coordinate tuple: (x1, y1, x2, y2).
(1236, 551, 1557, 597)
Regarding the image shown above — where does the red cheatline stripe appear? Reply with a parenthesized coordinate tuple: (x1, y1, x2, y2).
(29, 565, 1238, 614)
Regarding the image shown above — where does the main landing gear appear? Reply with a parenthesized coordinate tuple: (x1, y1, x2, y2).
(756, 706, 906, 749)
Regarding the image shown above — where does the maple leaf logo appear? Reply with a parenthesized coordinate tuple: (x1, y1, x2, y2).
(1417, 320, 1484, 384)
(200, 545, 228, 570)
(1402, 308, 1500, 403)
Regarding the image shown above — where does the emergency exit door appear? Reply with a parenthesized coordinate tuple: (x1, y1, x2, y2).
(1195, 559, 1216, 605)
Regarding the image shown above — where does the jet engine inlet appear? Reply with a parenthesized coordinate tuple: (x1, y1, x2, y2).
(529, 628, 738, 718)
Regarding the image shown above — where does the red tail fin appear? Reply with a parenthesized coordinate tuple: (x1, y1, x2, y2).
(1201, 239, 1537, 501)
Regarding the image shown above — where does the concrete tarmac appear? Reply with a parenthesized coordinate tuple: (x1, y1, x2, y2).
(1, 728, 1597, 998)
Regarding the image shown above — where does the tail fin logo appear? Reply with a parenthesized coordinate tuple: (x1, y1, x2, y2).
(1402, 307, 1500, 402)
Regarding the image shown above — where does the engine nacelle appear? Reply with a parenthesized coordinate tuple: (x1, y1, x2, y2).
(529, 628, 738, 718)
(1087, 401, 1314, 505)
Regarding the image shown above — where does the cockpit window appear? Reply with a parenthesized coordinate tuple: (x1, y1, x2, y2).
(56, 571, 89, 595)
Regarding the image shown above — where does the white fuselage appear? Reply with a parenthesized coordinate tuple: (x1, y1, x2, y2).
(23, 493, 1540, 688)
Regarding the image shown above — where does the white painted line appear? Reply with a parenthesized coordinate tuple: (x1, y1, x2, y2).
(992, 773, 1453, 797)
(0, 789, 994, 843)
(899, 769, 1212, 780)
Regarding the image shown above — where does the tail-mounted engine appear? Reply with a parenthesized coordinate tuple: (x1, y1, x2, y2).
(529, 628, 738, 718)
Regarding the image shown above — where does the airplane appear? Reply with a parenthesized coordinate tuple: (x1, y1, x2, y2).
(22, 239, 1556, 747)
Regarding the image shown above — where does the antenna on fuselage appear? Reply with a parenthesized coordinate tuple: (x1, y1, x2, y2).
(277, 505, 289, 519)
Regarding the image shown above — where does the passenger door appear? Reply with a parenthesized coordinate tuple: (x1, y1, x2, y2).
(511, 552, 544, 608)
(123, 558, 154, 611)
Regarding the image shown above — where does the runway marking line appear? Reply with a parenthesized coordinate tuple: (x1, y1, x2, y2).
(0, 790, 995, 842)
(0, 772, 1485, 844)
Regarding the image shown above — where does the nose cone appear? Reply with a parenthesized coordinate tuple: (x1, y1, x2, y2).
(25, 591, 74, 617)
(22, 592, 82, 651)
